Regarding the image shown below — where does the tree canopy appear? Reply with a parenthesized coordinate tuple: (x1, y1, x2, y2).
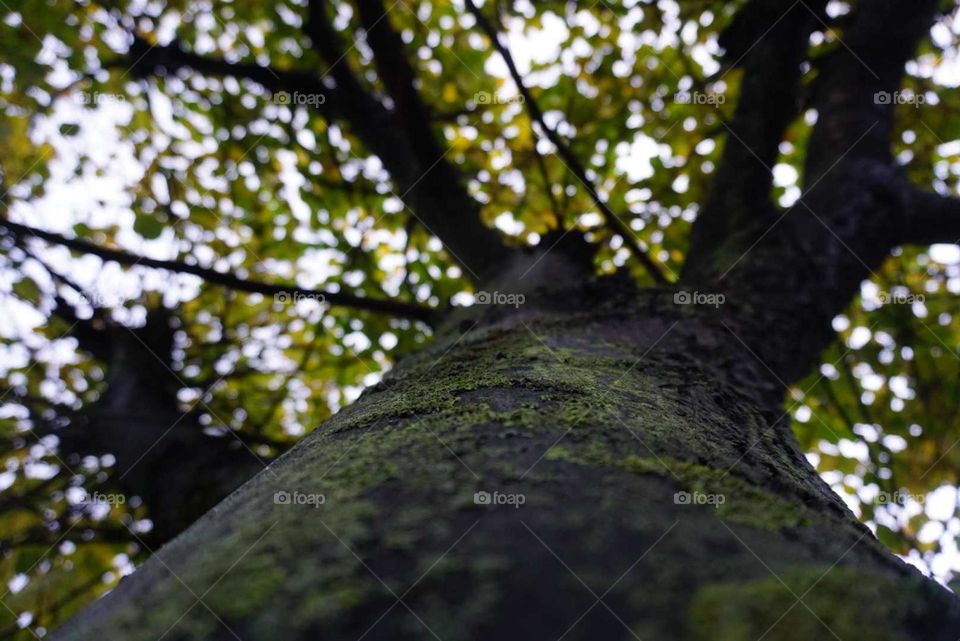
(1, 0, 960, 637)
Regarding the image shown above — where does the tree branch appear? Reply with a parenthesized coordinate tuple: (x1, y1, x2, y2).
(712, 0, 948, 384)
(305, 0, 521, 282)
(0, 220, 439, 324)
(121, 36, 337, 114)
(353, 0, 439, 165)
(465, 0, 668, 284)
(683, 0, 827, 279)
(127, 20, 520, 283)
(903, 188, 960, 245)
(804, 0, 943, 178)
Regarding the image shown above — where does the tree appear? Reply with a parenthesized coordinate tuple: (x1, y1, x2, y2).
(2, 0, 960, 638)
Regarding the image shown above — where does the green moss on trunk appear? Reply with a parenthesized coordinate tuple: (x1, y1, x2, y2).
(54, 299, 960, 641)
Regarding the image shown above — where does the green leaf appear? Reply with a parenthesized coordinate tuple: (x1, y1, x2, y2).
(12, 276, 42, 304)
(134, 214, 165, 239)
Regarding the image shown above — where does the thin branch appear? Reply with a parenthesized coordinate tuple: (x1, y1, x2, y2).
(18, 247, 85, 296)
(836, 348, 874, 425)
(250, 328, 322, 435)
(532, 138, 561, 222)
(399, 213, 419, 299)
(41, 574, 109, 626)
(465, 0, 668, 284)
(1, 523, 134, 552)
(0, 220, 439, 324)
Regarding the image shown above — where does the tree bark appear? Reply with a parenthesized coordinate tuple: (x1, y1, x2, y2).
(54, 255, 960, 640)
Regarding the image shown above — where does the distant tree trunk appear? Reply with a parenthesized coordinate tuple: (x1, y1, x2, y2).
(55, 253, 960, 641)
(55, 308, 263, 544)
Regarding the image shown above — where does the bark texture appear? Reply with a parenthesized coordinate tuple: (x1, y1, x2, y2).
(54, 257, 960, 640)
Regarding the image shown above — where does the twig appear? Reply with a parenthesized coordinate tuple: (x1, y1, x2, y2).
(465, 0, 669, 284)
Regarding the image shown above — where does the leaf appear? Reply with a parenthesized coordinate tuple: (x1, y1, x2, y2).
(134, 214, 165, 240)
(12, 276, 42, 304)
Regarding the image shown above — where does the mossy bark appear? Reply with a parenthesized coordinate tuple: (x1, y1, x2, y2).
(54, 274, 960, 641)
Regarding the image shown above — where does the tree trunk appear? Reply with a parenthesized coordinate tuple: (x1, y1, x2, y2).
(55, 308, 264, 544)
(54, 261, 960, 640)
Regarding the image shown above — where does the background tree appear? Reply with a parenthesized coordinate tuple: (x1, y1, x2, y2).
(2, 0, 960, 639)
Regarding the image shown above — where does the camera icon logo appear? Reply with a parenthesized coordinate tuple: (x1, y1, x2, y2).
(274, 491, 291, 505)
(674, 291, 692, 305)
(475, 291, 491, 304)
(474, 91, 492, 105)
(874, 91, 891, 105)
(274, 91, 292, 105)
(673, 491, 691, 505)
(474, 491, 492, 505)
